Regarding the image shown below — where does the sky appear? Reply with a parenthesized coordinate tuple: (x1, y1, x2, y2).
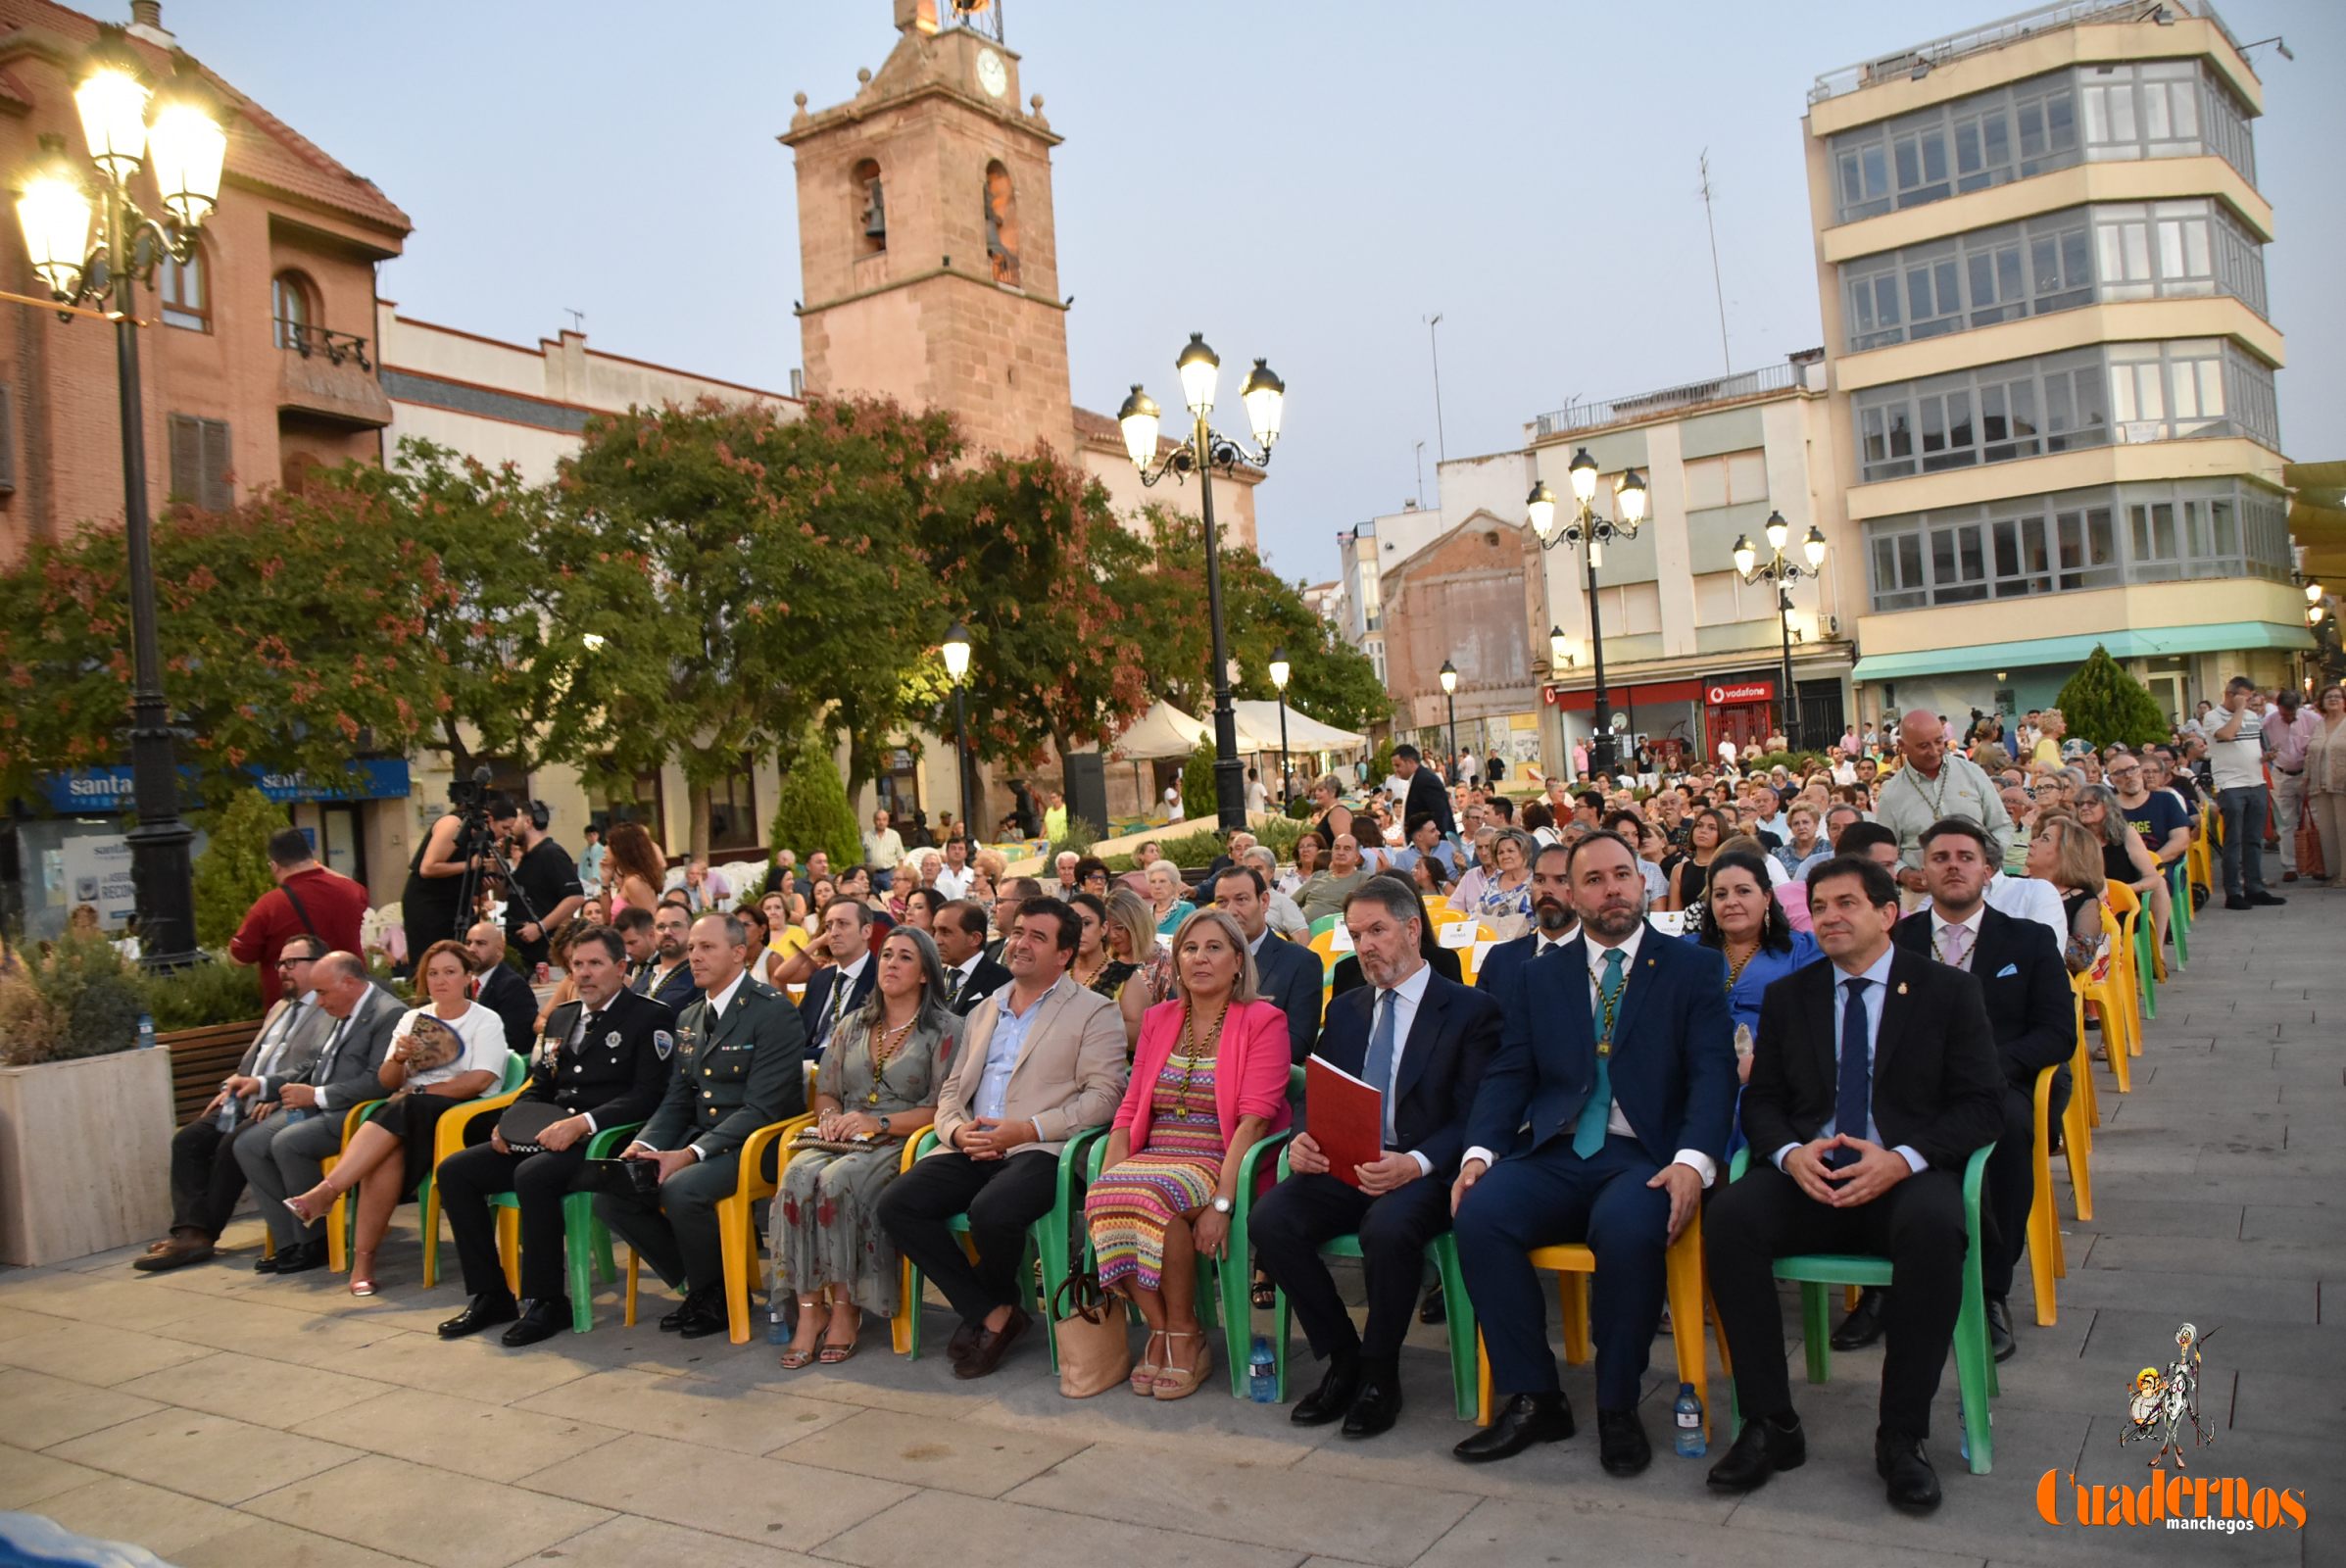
(187, 0, 2343, 586)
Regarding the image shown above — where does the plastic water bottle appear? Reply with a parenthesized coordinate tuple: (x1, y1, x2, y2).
(136, 1012, 156, 1050)
(1248, 1335, 1277, 1403)
(1673, 1383, 1706, 1457)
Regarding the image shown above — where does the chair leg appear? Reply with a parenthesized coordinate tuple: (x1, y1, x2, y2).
(496, 1206, 520, 1298)
(1272, 1285, 1293, 1402)
(1954, 1290, 1995, 1474)
(893, 1254, 917, 1357)
(419, 1176, 440, 1290)
(592, 1218, 616, 1287)
(717, 1195, 753, 1347)
(2064, 1096, 2094, 1223)
(1473, 1327, 1494, 1428)
(1664, 1228, 1710, 1442)
(563, 1196, 596, 1334)
(1800, 1284, 1832, 1385)
(622, 1248, 639, 1327)
(1436, 1237, 1479, 1422)
(1559, 1273, 1592, 1365)
(1218, 1247, 1253, 1400)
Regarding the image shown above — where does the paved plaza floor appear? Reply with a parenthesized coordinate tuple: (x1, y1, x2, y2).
(1, 865, 2338, 1567)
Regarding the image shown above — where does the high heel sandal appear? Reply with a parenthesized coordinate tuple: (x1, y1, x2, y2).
(283, 1190, 330, 1225)
(1131, 1329, 1167, 1396)
(348, 1249, 377, 1298)
(778, 1299, 826, 1369)
(1151, 1331, 1211, 1400)
(818, 1304, 862, 1365)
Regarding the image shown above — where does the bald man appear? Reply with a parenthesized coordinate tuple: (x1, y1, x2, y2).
(1874, 711, 2009, 896)
(1299, 833, 1372, 924)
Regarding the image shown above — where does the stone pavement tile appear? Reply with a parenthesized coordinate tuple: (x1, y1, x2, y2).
(2052, 1266, 2316, 1324)
(27, 1476, 255, 1561)
(116, 1348, 395, 1428)
(721, 1357, 1032, 1420)
(515, 1365, 854, 1453)
(290, 1389, 624, 1485)
(48, 1407, 364, 1505)
(2227, 1367, 2345, 1442)
(514, 1434, 911, 1548)
(2194, 1148, 2346, 1180)
(2239, 1203, 2346, 1243)
(0, 1366, 164, 1448)
(818, 1489, 1299, 1568)
(248, 1453, 612, 1568)
(2165, 1173, 2332, 1206)
(960, 1364, 1323, 1469)
(316, 1322, 599, 1403)
(0, 1269, 238, 1332)
(2082, 1233, 2346, 1280)
(1417, 1492, 1984, 1568)
(764, 1405, 1089, 1497)
(2061, 1197, 2243, 1239)
(171, 1518, 422, 1568)
(1295, 1413, 1740, 1518)
(147, 1292, 415, 1360)
(518, 1512, 835, 1568)
(0, 1303, 60, 1342)
(0, 1319, 214, 1386)
(1004, 1439, 1478, 1565)
(2083, 1307, 2344, 1377)
(0, 1446, 104, 1509)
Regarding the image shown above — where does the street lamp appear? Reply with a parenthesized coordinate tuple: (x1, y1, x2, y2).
(1118, 333, 1285, 831)
(1731, 512, 1829, 751)
(1439, 659, 1459, 780)
(1527, 447, 1647, 772)
(15, 26, 229, 968)
(1267, 648, 1292, 811)
(940, 620, 974, 844)
(1547, 625, 1576, 670)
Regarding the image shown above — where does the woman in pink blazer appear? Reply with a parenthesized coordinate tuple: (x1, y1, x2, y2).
(1086, 907, 1293, 1399)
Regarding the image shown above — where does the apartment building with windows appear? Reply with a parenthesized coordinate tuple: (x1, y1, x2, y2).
(1808, 0, 2302, 730)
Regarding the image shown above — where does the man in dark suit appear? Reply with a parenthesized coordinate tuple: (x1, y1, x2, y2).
(622, 904, 701, 1014)
(1450, 832, 1736, 1474)
(466, 922, 540, 1055)
(436, 926, 676, 1346)
(1472, 844, 1579, 1016)
(1705, 854, 2006, 1512)
(1392, 743, 1458, 840)
(598, 912, 807, 1339)
(799, 897, 876, 1052)
(934, 900, 1011, 1016)
(1250, 878, 1500, 1437)
(1839, 816, 2074, 1362)
(1210, 865, 1321, 1064)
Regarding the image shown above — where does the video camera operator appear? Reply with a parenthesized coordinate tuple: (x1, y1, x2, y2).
(402, 781, 503, 967)
(504, 800, 585, 971)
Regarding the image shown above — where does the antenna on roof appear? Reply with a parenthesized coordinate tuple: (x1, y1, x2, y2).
(1697, 151, 1731, 375)
(562, 308, 585, 333)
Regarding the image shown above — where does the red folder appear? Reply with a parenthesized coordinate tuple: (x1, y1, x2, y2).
(1306, 1054, 1386, 1189)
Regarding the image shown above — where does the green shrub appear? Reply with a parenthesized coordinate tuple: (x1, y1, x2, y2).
(1284, 795, 1315, 821)
(0, 935, 147, 1065)
(1180, 739, 1216, 820)
(192, 787, 286, 951)
(1366, 738, 1394, 789)
(2054, 645, 2169, 749)
(1046, 817, 1098, 860)
(767, 731, 861, 868)
(139, 956, 266, 1033)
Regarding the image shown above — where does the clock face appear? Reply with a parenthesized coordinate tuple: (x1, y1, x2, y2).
(976, 47, 1007, 98)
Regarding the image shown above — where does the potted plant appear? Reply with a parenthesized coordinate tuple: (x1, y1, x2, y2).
(0, 935, 172, 1265)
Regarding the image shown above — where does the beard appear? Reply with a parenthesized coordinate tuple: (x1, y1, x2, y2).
(1533, 896, 1574, 934)
(1584, 898, 1644, 943)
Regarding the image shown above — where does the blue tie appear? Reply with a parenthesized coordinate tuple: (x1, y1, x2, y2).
(1574, 948, 1626, 1158)
(1364, 989, 1398, 1147)
(1831, 976, 1873, 1169)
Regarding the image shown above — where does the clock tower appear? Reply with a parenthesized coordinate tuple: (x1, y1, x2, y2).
(784, 0, 1074, 458)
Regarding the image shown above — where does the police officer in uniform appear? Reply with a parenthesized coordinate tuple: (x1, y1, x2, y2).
(597, 909, 807, 1339)
(436, 925, 675, 1347)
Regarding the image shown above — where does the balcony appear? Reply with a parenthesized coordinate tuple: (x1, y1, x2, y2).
(1528, 359, 1809, 443)
(1808, 0, 2240, 104)
(277, 323, 392, 428)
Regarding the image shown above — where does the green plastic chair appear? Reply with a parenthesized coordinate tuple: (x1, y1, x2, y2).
(898, 1125, 1104, 1372)
(337, 1051, 528, 1277)
(479, 1121, 643, 1333)
(2164, 858, 2190, 969)
(1725, 1144, 1998, 1474)
(1266, 1148, 1479, 1419)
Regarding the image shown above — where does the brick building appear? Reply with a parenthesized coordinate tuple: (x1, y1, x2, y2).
(1380, 516, 1545, 773)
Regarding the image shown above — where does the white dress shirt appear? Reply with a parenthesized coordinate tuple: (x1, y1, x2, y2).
(932, 863, 976, 900)
(1770, 946, 1927, 1176)
(1982, 872, 2067, 949)
(817, 953, 869, 1043)
(1363, 960, 1435, 1176)
(948, 951, 985, 1004)
(1927, 905, 1985, 971)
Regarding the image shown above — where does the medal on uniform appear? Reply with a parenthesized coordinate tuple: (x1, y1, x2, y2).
(605, 1030, 621, 1049)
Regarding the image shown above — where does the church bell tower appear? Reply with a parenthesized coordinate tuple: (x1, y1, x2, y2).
(784, 0, 1074, 456)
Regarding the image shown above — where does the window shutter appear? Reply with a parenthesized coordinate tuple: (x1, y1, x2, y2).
(0, 385, 15, 493)
(168, 414, 202, 502)
(199, 417, 232, 511)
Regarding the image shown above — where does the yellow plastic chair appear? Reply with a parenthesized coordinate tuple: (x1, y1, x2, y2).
(324, 1052, 526, 1275)
(2071, 968, 2130, 1095)
(419, 1057, 532, 1287)
(2069, 987, 2101, 1134)
(2099, 889, 2145, 1059)
(1471, 1205, 1725, 1442)
(622, 1111, 814, 1345)
(1450, 922, 1498, 988)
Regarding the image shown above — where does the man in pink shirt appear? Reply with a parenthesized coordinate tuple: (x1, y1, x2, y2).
(2267, 686, 2319, 882)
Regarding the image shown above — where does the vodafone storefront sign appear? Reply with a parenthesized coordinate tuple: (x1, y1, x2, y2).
(1707, 681, 1774, 706)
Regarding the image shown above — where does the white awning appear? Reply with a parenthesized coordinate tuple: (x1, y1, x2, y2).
(1108, 700, 1210, 760)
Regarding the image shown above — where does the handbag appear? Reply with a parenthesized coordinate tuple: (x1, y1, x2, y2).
(2298, 815, 2327, 882)
(1050, 1266, 1132, 1397)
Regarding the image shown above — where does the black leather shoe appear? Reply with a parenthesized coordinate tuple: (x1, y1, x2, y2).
(953, 1306, 1030, 1380)
(1341, 1374, 1402, 1439)
(1291, 1351, 1362, 1427)
(1452, 1392, 1574, 1463)
(675, 1290, 730, 1340)
(501, 1298, 570, 1348)
(2224, 896, 2253, 910)
(1877, 1429, 1943, 1512)
(1707, 1411, 1805, 1494)
(269, 1241, 326, 1275)
(1831, 1287, 1886, 1350)
(1987, 1296, 2017, 1362)
(658, 1290, 702, 1332)
(1597, 1407, 1651, 1476)
(946, 1318, 984, 1364)
(437, 1293, 519, 1340)
(1418, 1282, 1446, 1325)
(2249, 891, 2286, 906)
(251, 1251, 280, 1274)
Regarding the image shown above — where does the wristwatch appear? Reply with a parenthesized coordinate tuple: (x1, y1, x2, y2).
(1210, 1195, 1233, 1214)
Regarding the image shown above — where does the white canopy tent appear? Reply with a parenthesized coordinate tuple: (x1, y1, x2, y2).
(1108, 699, 1210, 760)
(1230, 699, 1368, 753)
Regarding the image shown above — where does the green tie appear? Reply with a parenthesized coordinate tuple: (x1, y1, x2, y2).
(1574, 948, 1626, 1158)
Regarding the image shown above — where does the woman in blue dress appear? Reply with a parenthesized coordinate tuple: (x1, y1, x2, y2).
(1688, 851, 1820, 1118)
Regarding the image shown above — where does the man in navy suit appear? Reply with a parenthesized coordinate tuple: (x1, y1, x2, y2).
(1392, 743, 1458, 840)
(1210, 864, 1322, 1064)
(1250, 878, 1501, 1438)
(1473, 843, 1579, 1016)
(1450, 831, 1737, 1475)
(798, 898, 876, 1054)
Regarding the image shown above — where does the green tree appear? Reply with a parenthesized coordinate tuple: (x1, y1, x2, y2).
(766, 726, 862, 868)
(1181, 737, 1218, 820)
(191, 786, 286, 951)
(2054, 645, 2170, 749)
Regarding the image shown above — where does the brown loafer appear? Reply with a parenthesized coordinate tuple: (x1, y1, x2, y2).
(132, 1234, 215, 1272)
(946, 1317, 984, 1364)
(953, 1306, 1030, 1380)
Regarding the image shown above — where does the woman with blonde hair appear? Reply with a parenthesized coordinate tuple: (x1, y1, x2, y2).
(1085, 907, 1293, 1398)
(1105, 885, 1174, 1005)
(1068, 891, 1149, 1052)
(2027, 810, 2113, 981)
(602, 823, 667, 914)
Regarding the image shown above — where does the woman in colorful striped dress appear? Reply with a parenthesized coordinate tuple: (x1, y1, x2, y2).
(1086, 908, 1293, 1400)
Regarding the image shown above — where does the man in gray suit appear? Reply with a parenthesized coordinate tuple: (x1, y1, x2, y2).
(136, 935, 336, 1272)
(1212, 864, 1322, 1064)
(234, 952, 404, 1275)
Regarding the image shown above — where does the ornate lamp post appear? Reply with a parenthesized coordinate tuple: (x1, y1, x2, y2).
(1732, 513, 1829, 749)
(1267, 647, 1292, 811)
(1439, 659, 1459, 781)
(1527, 448, 1647, 773)
(16, 26, 228, 967)
(940, 620, 974, 843)
(1118, 333, 1285, 832)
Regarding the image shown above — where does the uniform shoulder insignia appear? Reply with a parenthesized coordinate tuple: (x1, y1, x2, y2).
(654, 1030, 674, 1059)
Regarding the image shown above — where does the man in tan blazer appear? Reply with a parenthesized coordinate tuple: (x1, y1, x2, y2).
(878, 894, 1127, 1379)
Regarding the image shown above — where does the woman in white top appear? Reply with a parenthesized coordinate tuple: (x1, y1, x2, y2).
(284, 938, 509, 1297)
